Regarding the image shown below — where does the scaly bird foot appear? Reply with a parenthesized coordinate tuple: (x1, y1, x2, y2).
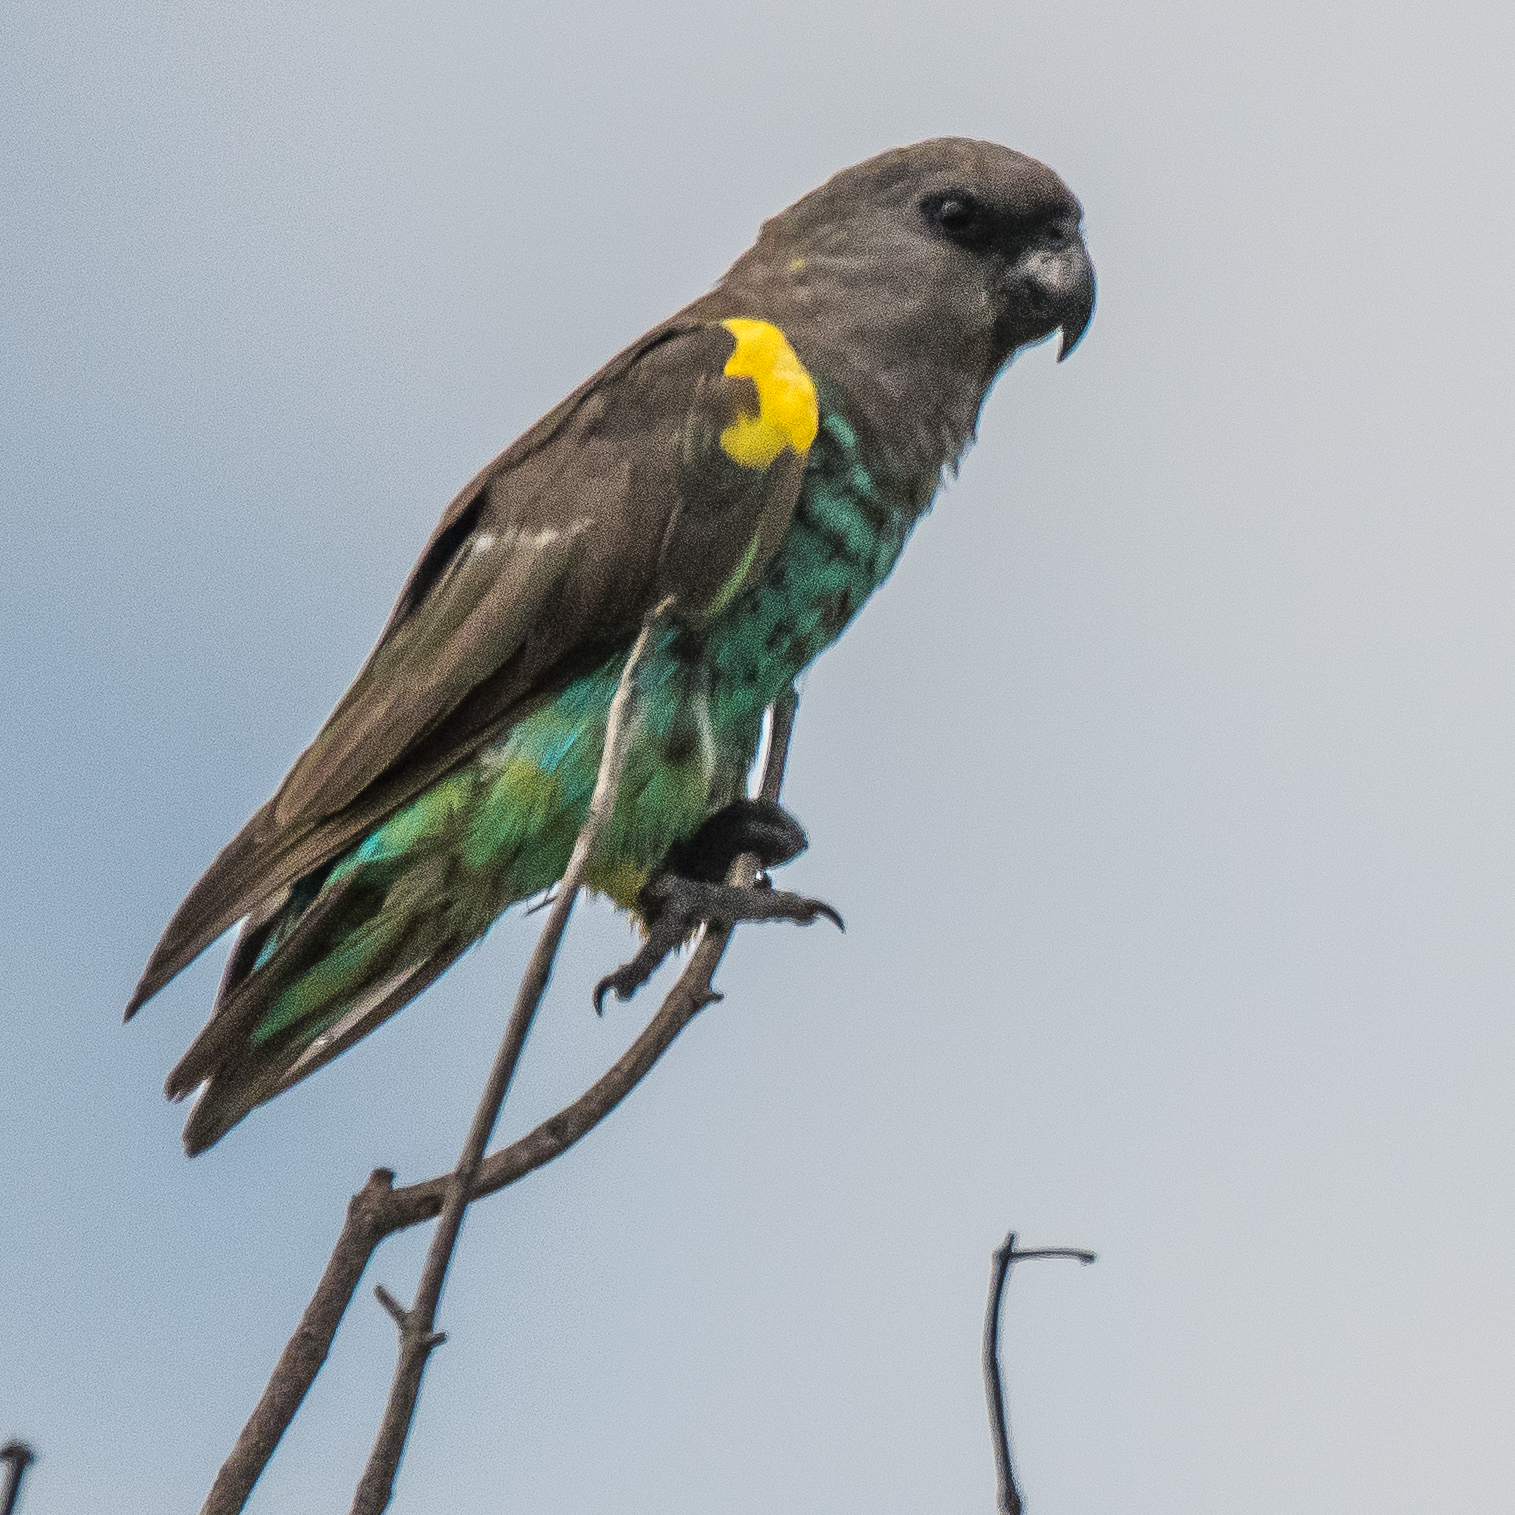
(592, 799, 843, 1013)
(592, 876, 844, 1012)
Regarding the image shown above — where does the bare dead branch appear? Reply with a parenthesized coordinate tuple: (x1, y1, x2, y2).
(1, 1442, 35, 1515)
(983, 1231, 1096, 1515)
(350, 599, 677, 1515)
(201, 1169, 398, 1515)
(200, 683, 801, 1515)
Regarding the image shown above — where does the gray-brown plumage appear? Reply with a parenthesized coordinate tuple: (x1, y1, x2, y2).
(127, 138, 1095, 1152)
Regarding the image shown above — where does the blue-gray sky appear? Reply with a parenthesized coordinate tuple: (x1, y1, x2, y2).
(4, 2, 1514, 1511)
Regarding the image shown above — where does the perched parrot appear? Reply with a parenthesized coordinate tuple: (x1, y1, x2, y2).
(127, 137, 1095, 1153)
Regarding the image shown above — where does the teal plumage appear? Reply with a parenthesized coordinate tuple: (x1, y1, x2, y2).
(233, 409, 914, 1104)
(129, 139, 1094, 1151)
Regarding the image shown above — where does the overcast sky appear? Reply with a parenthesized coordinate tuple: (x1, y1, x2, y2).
(5, 2, 1515, 1512)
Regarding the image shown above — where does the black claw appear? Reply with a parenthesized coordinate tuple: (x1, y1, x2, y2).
(593, 942, 670, 1014)
(591, 873, 844, 1010)
(809, 901, 846, 932)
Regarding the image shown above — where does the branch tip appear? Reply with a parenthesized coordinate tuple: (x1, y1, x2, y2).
(1, 1441, 35, 1515)
(1008, 1247, 1097, 1266)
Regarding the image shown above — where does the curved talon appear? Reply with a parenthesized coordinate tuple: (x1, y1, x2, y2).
(804, 900, 845, 932)
(591, 880, 845, 1010)
(592, 946, 668, 1015)
(593, 936, 666, 1013)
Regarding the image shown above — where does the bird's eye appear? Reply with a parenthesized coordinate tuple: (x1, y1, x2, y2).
(922, 192, 989, 247)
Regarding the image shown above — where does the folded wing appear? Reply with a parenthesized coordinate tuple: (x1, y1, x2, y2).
(127, 314, 818, 1020)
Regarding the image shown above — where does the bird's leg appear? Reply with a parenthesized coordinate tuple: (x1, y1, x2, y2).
(593, 799, 843, 1011)
(661, 797, 808, 881)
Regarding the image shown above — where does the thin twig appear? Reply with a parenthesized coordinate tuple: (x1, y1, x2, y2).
(371, 1285, 410, 1332)
(198, 685, 800, 1515)
(350, 599, 676, 1515)
(983, 1231, 1096, 1515)
(0, 1443, 35, 1515)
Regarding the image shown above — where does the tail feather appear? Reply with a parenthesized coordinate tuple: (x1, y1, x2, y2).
(150, 690, 598, 1152)
(124, 797, 306, 1021)
(170, 846, 481, 1152)
(272, 948, 463, 1095)
(124, 714, 507, 1021)
(180, 951, 461, 1156)
(164, 868, 388, 1100)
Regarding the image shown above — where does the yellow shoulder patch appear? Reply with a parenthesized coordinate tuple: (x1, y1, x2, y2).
(718, 318, 819, 470)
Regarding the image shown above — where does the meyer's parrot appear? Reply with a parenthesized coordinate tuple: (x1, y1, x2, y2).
(126, 137, 1095, 1153)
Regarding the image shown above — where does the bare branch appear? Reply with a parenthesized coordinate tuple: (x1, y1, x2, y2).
(983, 1231, 1096, 1515)
(202, 1170, 397, 1515)
(350, 599, 676, 1515)
(1, 1442, 36, 1515)
(199, 683, 800, 1515)
(984, 1234, 1019, 1515)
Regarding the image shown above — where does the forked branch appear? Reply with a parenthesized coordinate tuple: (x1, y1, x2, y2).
(349, 598, 678, 1514)
(982, 1231, 1096, 1515)
(201, 678, 802, 1515)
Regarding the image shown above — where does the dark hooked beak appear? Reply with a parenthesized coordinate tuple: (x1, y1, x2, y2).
(1055, 238, 1095, 360)
(1005, 229, 1096, 361)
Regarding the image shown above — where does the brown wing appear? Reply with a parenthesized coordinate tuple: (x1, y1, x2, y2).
(126, 315, 815, 1016)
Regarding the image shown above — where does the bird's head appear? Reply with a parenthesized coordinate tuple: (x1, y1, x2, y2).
(720, 138, 1094, 447)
